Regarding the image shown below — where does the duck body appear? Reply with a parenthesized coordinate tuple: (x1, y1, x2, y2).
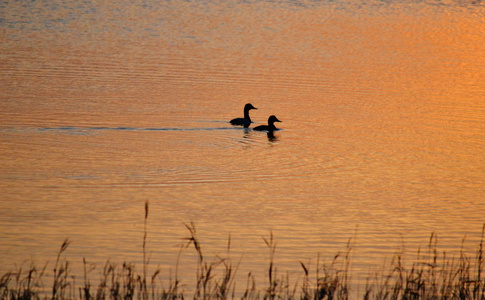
(230, 103, 257, 128)
(253, 115, 281, 132)
(230, 117, 251, 128)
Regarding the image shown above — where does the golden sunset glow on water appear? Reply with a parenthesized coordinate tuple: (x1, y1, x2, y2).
(1, 0, 484, 297)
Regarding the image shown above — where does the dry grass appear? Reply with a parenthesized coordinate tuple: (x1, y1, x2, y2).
(1, 202, 484, 300)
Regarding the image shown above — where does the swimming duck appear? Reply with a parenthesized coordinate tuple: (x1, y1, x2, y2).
(230, 103, 257, 128)
(253, 115, 281, 132)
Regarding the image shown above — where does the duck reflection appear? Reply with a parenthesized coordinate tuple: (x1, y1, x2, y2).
(267, 131, 279, 142)
(238, 126, 280, 144)
(243, 128, 251, 137)
(238, 128, 253, 145)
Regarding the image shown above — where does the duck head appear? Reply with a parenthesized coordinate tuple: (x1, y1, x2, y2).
(244, 103, 257, 111)
(268, 115, 281, 125)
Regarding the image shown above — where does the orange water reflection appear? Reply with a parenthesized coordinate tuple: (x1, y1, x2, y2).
(1, 0, 484, 295)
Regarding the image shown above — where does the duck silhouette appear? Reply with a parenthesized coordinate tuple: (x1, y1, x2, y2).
(253, 115, 281, 132)
(230, 103, 257, 128)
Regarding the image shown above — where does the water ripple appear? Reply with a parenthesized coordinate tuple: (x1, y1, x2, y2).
(1, 126, 249, 133)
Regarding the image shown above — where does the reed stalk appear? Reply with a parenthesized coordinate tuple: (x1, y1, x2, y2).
(143, 201, 149, 300)
(52, 239, 71, 300)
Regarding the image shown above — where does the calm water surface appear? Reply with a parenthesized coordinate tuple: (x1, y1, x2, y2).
(1, 0, 484, 294)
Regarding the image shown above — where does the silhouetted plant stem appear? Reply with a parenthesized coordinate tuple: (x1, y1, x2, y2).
(262, 231, 278, 300)
(52, 239, 71, 300)
(143, 200, 149, 300)
(81, 258, 92, 300)
(474, 223, 485, 299)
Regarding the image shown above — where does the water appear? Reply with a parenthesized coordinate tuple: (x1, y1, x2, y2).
(1, 0, 484, 295)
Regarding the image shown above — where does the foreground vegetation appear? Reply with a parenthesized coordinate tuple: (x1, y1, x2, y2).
(1, 202, 484, 300)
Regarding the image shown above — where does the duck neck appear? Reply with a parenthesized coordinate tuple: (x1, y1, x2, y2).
(244, 109, 251, 121)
